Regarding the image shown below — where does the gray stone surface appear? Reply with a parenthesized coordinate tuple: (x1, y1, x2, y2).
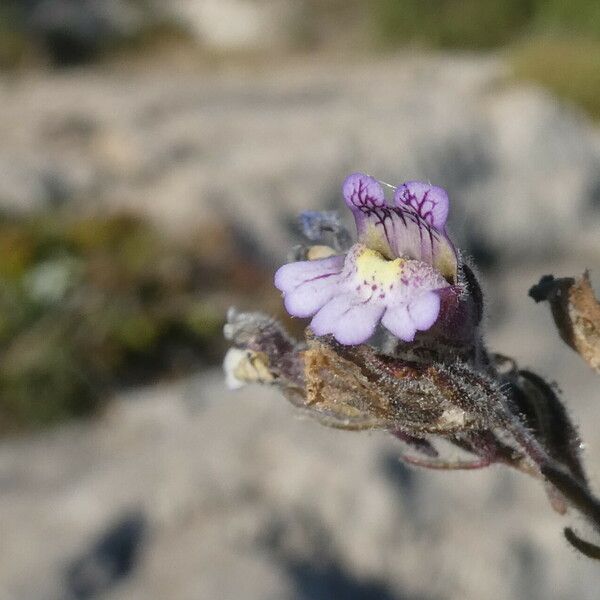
(160, 0, 300, 51)
(0, 55, 599, 265)
(1, 55, 600, 599)
(1, 260, 600, 600)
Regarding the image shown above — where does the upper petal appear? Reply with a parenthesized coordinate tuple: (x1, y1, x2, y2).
(353, 203, 457, 282)
(341, 174, 457, 282)
(342, 172, 386, 210)
(394, 181, 449, 231)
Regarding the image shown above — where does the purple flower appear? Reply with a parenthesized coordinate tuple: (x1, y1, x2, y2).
(274, 173, 459, 345)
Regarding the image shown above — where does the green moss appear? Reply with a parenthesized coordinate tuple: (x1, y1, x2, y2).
(370, 0, 536, 50)
(367, 0, 600, 52)
(185, 302, 224, 341)
(0, 211, 274, 433)
(532, 0, 600, 39)
(0, 4, 29, 70)
(0, 325, 95, 431)
(511, 37, 600, 120)
(114, 313, 162, 353)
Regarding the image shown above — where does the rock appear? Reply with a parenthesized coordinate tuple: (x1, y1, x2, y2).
(470, 85, 600, 262)
(0, 55, 599, 264)
(1, 260, 600, 600)
(160, 0, 300, 52)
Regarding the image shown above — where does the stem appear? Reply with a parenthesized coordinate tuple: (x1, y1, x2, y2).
(505, 413, 600, 557)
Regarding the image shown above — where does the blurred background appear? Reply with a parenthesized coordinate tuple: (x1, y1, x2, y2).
(1, 1, 600, 598)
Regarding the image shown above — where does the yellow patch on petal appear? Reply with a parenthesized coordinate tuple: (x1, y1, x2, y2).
(361, 223, 394, 260)
(360, 221, 456, 283)
(355, 246, 405, 284)
(435, 245, 458, 283)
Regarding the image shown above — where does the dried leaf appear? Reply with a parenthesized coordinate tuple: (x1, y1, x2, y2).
(529, 272, 600, 373)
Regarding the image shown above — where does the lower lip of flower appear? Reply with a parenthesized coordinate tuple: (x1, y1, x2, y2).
(351, 246, 405, 301)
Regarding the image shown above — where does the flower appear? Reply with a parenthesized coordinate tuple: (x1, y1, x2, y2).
(274, 173, 459, 345)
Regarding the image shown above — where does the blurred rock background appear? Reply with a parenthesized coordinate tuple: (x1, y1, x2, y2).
(1, 1, 600, 599)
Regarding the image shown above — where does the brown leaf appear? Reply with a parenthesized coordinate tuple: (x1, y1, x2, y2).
(303, 338, 391, 429)
(529, 272, 600, 373)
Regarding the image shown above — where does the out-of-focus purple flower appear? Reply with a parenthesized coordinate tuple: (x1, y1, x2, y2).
(275, 173, 460, 345)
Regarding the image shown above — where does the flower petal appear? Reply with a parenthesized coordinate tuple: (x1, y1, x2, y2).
(331, 303, 385, 345)
(283, 274, 341, 318)
(356, 207, 457, 281)
(340, 176, 457, 281)
(408, 291, 441, 331)
(311, 295, 384, 344)
(310, 295, 355, 336)
(343, 172, 386, 210)
(274, 255, 344, 293)
(379, 254, 449, 306)
(394, 181, 449, 230)
(381, 305, 417, 342)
